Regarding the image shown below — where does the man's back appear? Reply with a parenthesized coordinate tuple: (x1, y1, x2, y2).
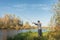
(37, 23, 42, 29)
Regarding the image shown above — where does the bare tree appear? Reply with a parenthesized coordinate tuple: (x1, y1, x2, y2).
(0, 14, 23, 40)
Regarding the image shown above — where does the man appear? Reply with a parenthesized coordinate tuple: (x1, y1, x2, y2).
(33, 20, 42, 37)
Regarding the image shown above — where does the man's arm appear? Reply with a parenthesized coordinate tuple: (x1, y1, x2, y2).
(32, 22, 38, 25)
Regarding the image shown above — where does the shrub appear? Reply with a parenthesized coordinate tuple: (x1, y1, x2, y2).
(47, 31, 60, 40)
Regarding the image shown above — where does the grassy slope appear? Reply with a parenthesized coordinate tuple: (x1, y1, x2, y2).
(7, 31, 48, 40)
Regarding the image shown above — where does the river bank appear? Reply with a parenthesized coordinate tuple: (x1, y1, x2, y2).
(7, 31, 48, 40)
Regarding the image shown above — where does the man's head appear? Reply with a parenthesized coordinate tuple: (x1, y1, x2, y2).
(38, 20, 40, 23)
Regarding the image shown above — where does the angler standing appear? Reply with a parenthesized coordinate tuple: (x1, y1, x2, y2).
(33, 20, 42, 37)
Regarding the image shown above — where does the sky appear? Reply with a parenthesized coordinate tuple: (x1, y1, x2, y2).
(0, 0, 58, 26)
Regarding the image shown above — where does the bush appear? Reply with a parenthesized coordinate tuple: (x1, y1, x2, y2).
(47, 31, 60, 40)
